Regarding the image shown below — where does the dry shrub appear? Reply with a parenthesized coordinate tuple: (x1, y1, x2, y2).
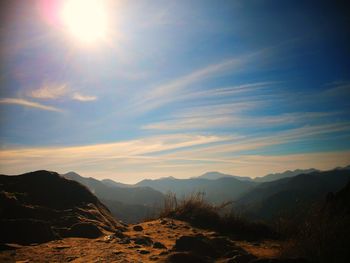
(160, 192, 276, 240)
(280, 206, 350, 263)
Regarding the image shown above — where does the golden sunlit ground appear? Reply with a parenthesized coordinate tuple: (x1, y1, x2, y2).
(0, 219, 281, 263)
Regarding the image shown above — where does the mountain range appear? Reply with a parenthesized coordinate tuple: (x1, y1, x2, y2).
(236, 169, 350, 220)
(61, 166, 350, 223)
(1, 167, 349, 262)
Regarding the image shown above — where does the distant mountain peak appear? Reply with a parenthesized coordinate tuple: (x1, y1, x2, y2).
(197, 171, 233, 179)
(65, 171, 80, 176)
(160, 176, 177, 180)
(254, 168, 319, 182)
(196, 171, 253, 181)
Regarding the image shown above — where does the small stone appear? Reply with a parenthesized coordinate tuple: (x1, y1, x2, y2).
(118, 238, 131, 244)
(138, 249, 150, 254)
(133, 236, 153, 246)
(54, 245, 71, 250)
(104, 235, 114, 242)
(133, 225, 143, 231)
(115, 230, 126, 239)
(153, 242, 167, 249)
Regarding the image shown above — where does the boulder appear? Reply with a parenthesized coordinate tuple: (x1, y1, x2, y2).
(133, 225, 143, 231)
(153, 241, 167, 249)
(174, 235, 217, 257)
(133, 236, 153, 246)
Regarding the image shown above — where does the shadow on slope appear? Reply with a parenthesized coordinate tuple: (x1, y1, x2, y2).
(237, 169, 350, 220)
(281, 181, 350, 263)
(0, 170, 122, 245)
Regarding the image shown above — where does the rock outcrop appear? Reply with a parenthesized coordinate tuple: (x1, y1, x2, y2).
(0, 170, 122, 244)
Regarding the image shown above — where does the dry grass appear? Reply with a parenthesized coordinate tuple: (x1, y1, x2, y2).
(280, 207, 350, 263)
(159, 192, 276, 241)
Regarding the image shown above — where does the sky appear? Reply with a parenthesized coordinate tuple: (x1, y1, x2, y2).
(0, 0, 349, 183)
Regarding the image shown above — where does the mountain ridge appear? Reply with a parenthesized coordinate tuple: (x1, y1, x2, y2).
(63, 172, 165, 223)
(0, 170, 121, 245)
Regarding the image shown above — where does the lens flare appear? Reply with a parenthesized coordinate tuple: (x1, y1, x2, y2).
(61, 0, 109, 44)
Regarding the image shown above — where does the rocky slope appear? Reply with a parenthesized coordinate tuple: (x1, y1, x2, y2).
(0, 218, 302, 263)
(0, 170, 123, 245)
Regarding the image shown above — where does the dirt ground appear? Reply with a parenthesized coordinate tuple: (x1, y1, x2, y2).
(0, 218, 281, 263)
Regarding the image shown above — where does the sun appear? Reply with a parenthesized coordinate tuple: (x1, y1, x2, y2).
(61, 0, 109, 45)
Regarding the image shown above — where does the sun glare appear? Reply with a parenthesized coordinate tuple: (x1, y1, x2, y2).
(61, 0, 109, 45)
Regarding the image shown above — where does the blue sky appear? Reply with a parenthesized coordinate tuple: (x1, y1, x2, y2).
(0, 0, 349, 183)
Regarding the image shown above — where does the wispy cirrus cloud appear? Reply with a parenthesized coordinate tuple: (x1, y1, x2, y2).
(174, 81, 278, 102)
(72, 92, 97, 102)
(0, 124, 349, 182)
(28, 83, 97, 102)
(29, 84, 68, 99)
(132, 53, 261, 113)
(143, 100, 339, 131)
(0, 98, 63, 113)
(158, 122, 350, 160)
(0, 134, 231, 180)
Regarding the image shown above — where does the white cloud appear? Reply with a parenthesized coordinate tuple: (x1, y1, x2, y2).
(146, 123, 350, 167)
(29, 84, 68, 99)
(72, 92, 97, 102)
(0, 133, 231, 177)
(0, 125, 349, 183)
(28, 83, 97, 102)
(0, 98, 63, 113)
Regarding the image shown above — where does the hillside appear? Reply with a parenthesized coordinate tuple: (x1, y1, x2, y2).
(1, 169, 342, 262)
(0, 170, 121, 245)
(254, 168, 319, 182)
(237, 169, 350, 220)
(63, 172, 165, 223)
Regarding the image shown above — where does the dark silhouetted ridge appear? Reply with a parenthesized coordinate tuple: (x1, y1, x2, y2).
(0, 170, 121, 245)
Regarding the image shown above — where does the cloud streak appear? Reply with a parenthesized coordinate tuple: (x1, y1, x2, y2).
(29, 84, 68, 99)
(0, 122, 349, 182)
(28, 83, 97, 102)
(143, 106, 339, 131)
(72, 92, 97, 102)
(154, 122, 350, 163)
(0, 134, 232, 182)
(132, 53, 260, 113)
(0, 98, 63, 112)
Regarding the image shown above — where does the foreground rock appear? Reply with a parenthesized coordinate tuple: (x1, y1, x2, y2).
(0, 170, 122, 244)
